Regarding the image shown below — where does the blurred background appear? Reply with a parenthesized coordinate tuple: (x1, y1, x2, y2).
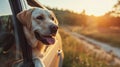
(39, 0, 120, 67)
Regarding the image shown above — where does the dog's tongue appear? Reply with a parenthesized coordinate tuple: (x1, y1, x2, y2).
(43, 37, 55, 45)
(34, 32, 55, 45)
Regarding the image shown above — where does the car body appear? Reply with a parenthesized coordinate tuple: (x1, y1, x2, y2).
(0, 0, 63, 67)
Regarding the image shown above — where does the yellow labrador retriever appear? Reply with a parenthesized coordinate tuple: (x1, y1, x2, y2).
(17, 7, 58, 66)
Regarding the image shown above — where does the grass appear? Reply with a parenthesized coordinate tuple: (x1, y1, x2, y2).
(64, 26, 120, 48)
(80, 29, 120, 48)
(59, 28, 117, 67)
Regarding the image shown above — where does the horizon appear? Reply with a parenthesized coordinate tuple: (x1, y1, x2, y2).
(39, 0, 118, 16)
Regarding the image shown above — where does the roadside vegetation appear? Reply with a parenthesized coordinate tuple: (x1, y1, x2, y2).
(64, 25, 120, 48)
(60, 29, 107, 67)
(80, 30, 120, 48)
(59, 28, 119, 67)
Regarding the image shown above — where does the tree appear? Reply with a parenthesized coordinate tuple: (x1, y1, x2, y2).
(111, 0, 120, 17)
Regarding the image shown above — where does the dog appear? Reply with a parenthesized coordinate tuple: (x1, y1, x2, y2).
(16, 7, 59, 67)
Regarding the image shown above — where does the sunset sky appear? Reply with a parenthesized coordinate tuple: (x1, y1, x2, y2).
(39, 0, 118, 16)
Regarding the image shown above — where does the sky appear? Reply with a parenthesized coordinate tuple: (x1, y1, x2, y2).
(0, 0, 12, 16)
(39, 0, 118, 16)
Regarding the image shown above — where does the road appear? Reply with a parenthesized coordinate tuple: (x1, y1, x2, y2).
(71, 32, 120, 58)
(64, 28, 120, 58)
(63, 28, 120, 65)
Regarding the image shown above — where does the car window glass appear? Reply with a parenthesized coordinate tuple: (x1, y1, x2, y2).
(0, 0, 12, 15)
(0, 0, 17, 67)
(24, 0, 32, 9)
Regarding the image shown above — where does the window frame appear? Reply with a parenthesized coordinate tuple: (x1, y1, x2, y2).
(9, 0, 34, 66)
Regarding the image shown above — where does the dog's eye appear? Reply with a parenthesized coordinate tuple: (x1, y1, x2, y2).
(37, 16, 44, 20)
(51, 17, 54, 21)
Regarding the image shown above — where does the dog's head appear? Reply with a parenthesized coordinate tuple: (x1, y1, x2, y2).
(17, 8, 58, 45)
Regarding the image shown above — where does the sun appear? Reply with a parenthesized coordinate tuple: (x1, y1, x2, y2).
(73, 0, 118, 16)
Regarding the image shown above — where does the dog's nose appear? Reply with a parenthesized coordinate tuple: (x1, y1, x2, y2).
(50, 25, 58, 36)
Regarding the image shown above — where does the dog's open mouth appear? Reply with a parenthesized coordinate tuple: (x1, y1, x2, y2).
(34, 31, 55, 45)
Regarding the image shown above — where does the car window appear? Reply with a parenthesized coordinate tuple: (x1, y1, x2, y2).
(0, 0, 17, 67)
(24, 0, 32, 9)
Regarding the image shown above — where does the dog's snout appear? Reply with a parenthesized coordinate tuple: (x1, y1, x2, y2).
(50, 25, 58, 35)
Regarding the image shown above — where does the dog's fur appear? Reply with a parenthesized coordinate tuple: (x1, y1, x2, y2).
(17, 7, 59, 66)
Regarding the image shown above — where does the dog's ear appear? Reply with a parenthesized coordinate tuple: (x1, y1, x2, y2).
(17, 10, 32, 30)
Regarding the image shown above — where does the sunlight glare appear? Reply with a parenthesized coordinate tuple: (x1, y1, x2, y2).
(78, 0, 118, 16)
(39, 0, 118, 16)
